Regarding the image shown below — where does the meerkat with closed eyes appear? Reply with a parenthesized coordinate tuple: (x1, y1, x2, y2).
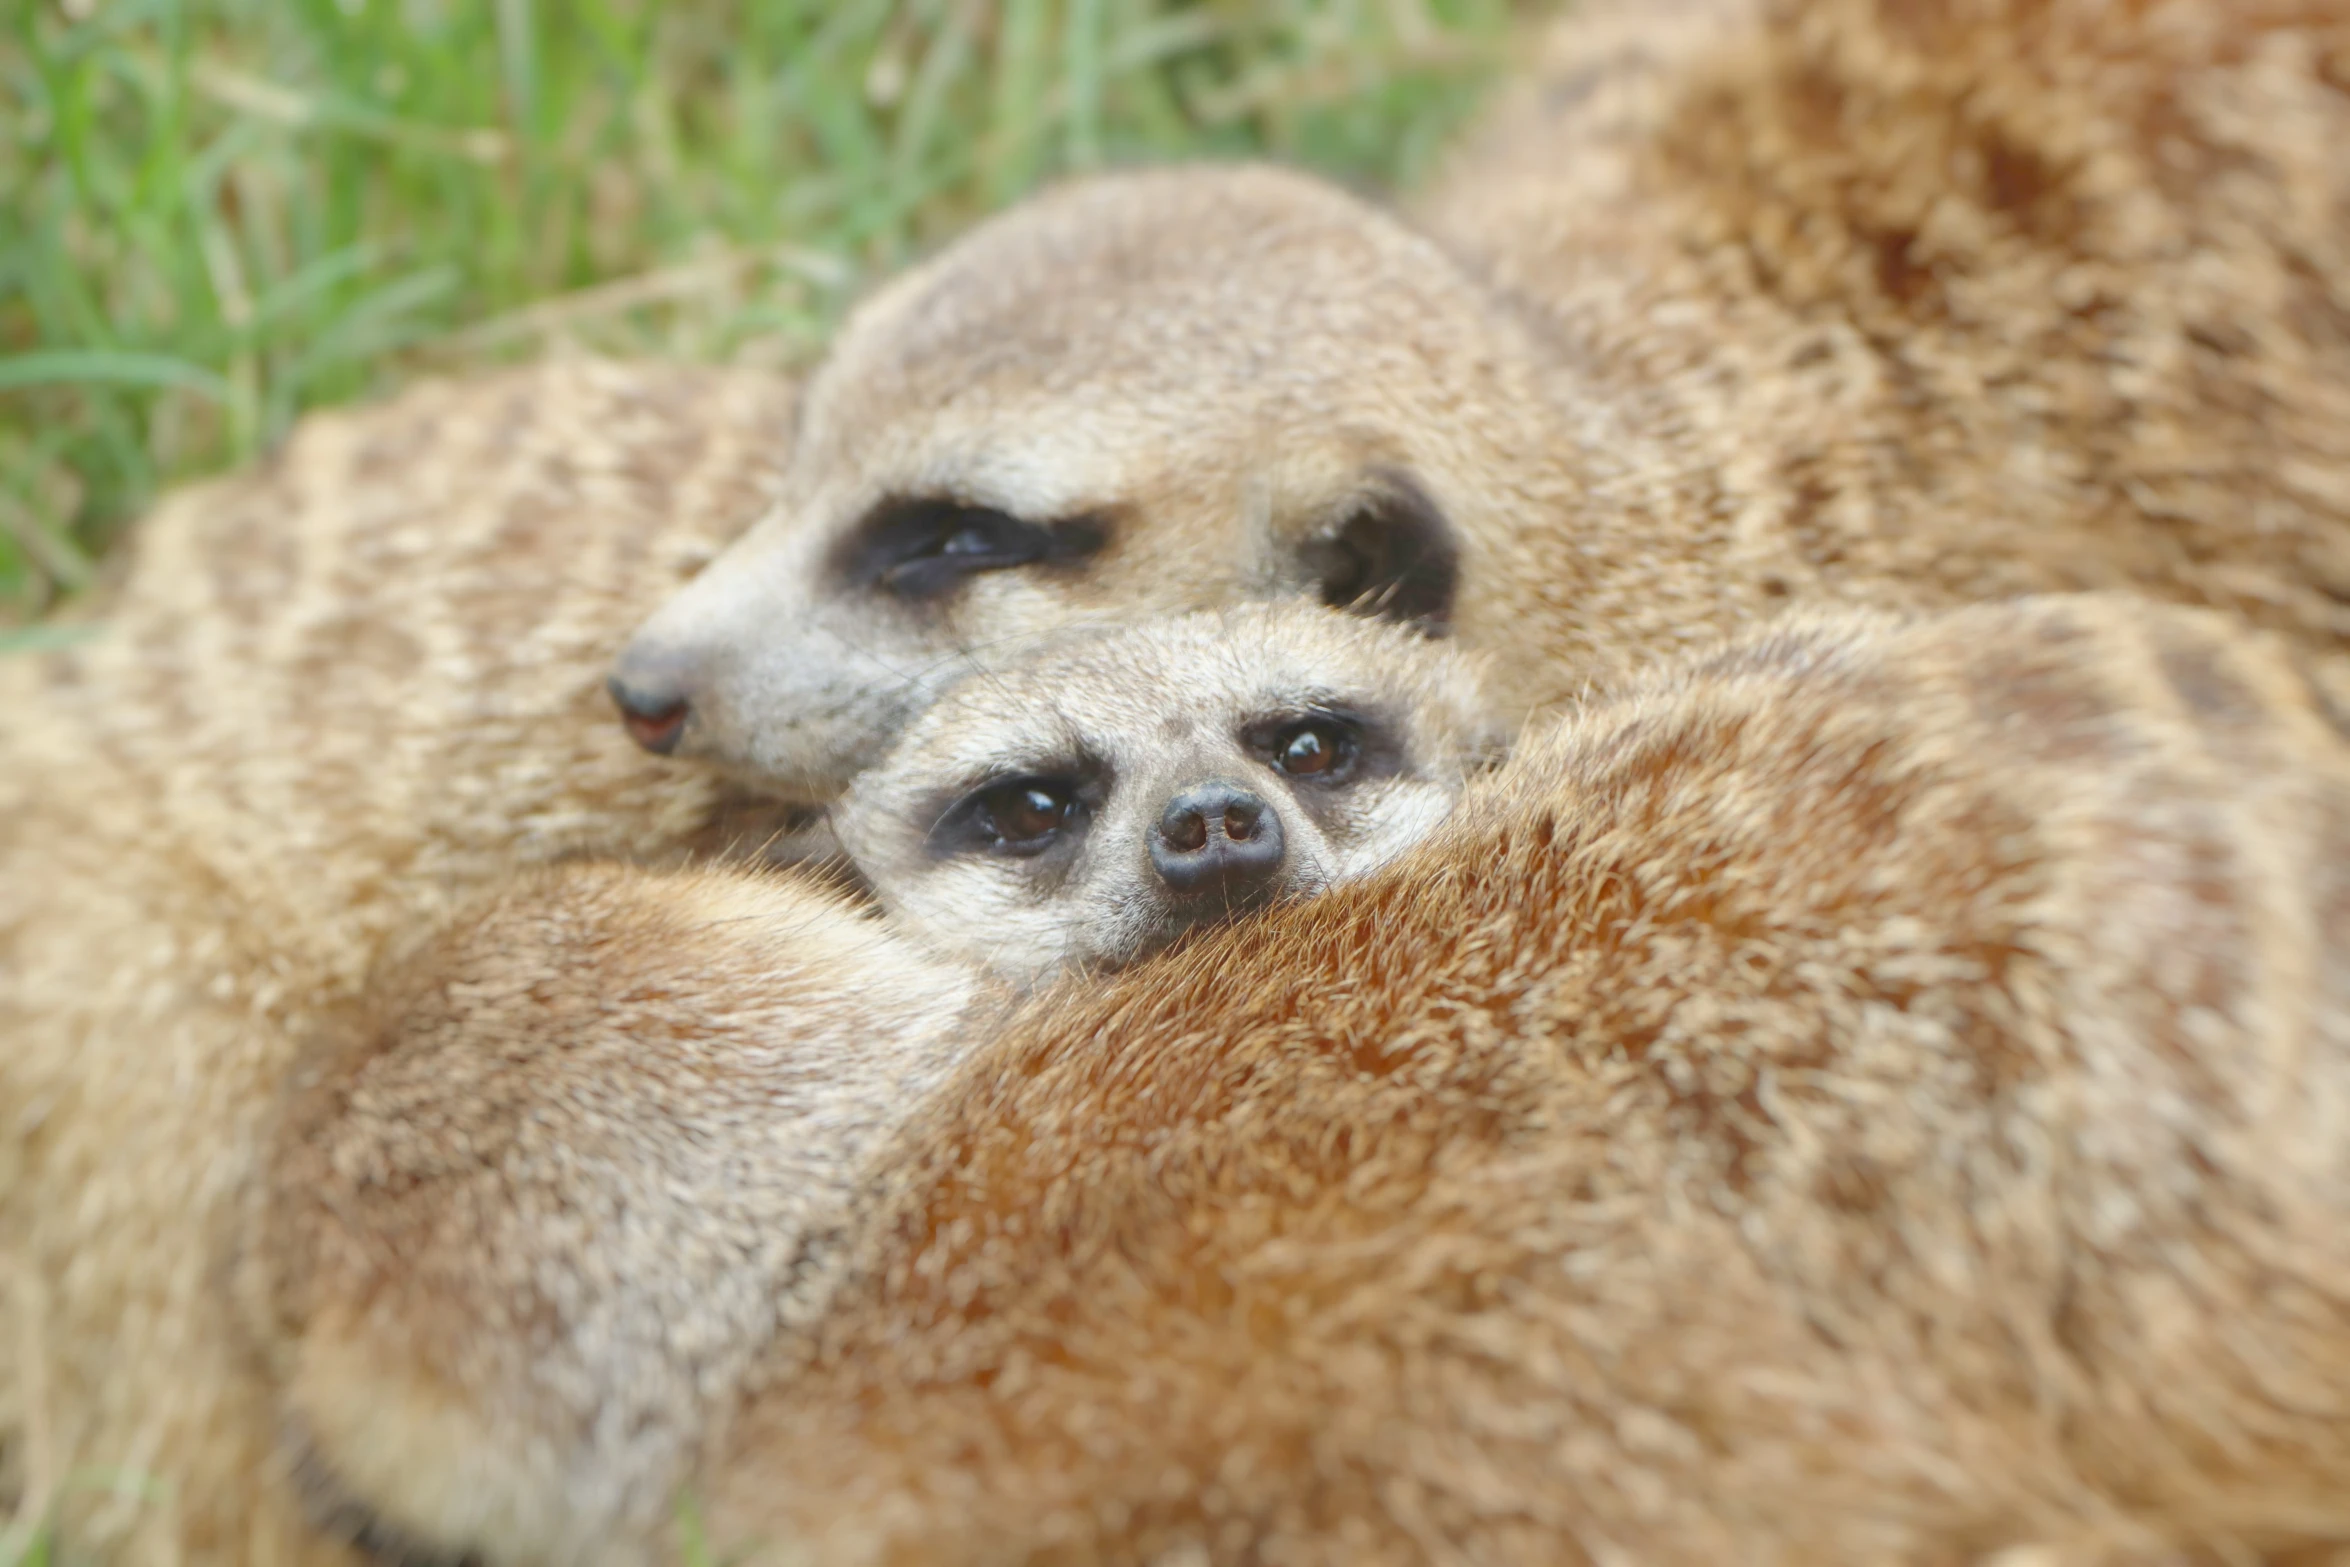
(612, 1, 2350, 806)
(20, 1, 2350, 1561)
(833, 603, 1498, 987)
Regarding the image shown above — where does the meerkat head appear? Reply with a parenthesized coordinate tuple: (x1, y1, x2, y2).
(610, 163, 1560, 804)
(832, 604, 1497, 986)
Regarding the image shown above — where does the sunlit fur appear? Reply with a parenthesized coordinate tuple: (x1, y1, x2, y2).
(833, 605, 1498, 986)
(8, 0, 2350, 1560)
(250, 863, 987, 1567)
(261, 596, 2350, 1566)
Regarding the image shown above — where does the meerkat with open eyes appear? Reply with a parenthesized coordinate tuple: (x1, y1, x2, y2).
(19, 1, 2350, 1561)
(834, 602, 1498, 987)
(240, 602, 1491, 1563)
(260, 593, 2350, 1567)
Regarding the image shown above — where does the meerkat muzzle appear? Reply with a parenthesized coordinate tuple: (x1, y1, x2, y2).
(1150, 780, 1285, 898)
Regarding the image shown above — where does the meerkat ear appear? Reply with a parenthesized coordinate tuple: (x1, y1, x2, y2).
(1298, 470, 1458, 634)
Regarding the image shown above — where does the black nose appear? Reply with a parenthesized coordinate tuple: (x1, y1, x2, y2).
(1149, 782, 1285, 897)
(607, 671, 691, 756)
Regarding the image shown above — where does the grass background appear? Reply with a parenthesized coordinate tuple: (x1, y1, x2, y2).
(0, 0, 1522, 640)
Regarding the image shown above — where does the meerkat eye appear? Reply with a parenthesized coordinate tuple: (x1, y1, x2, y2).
(835, 498, 1108, 601)
(936, 775, 1082, 856)
(938, 522, 1001, 556)
(1265, 716, 1362, 782)
(981, 782, 1071, 843)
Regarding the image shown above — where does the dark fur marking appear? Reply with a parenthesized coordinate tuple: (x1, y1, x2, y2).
(832, 496, 1107, 602)
(1302, 468, 1459, 634)
(284, 1423, 484, 1567)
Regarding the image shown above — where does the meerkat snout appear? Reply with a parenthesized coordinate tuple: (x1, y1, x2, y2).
(1149, 779, 1285, 899)
(607, 668, 693, 755)
(833, 603, 1499, 986)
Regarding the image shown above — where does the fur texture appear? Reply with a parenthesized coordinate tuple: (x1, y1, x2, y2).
(248, 864, 983, 1567)
(0, 360, 795, 1564)
(615, 0, 2350, 802)
(1420, 0, 2350, 663)
(264, 595, 2350, 1565)
(705, 597, 2350, 1567)
(10, 0, 2350, 1559)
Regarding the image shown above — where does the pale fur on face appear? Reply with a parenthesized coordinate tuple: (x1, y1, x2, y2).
(832, 604, 1497, 986)
(613, 162, 1562, 801)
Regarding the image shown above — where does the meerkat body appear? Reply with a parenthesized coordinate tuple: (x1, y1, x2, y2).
(11, 1, 2350, 1560)
(612, 0, 2350, 810)
(261, 595, 2350, 1566)
(835, 605, 1495, 985)
(245, 601, 1489, 1564)
(705, 598, 2350, 1567)
(0, 361, 796, 1565)
(248, 862, 985, 1567)
(1418, 0, 2350, 666)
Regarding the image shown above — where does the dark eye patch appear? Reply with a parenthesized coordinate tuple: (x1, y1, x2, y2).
(1298, 468, 1458, 634)
(926, 767, 1104, 859)
(1242, 704, 1401, 790)
(835, 497, 1107, 601)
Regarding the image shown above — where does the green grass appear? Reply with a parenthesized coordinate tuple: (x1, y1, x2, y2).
(0, 0, 1519, 624)
(1, 1468, 169, 1567)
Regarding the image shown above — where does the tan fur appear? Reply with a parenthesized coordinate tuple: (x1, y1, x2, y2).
(834, 604, 1497, 985)
(261, 595, 2350, 1565)
(617, 0, 2350, 804)
(248, 863, 983, 1567)
(241, 601, 1490, 1558)
(11, 0, 2350, 1560)
(0, 359, 798, 1564)
(1418, 0, 2350, 656)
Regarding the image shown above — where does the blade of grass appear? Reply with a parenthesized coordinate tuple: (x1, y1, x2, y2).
(188, 62, 512, 163)
(436, 243, 851, 357)
(283, 264, 462, 389)
(0, 493, 97, 593)
(0, 622, 103, 657)
(0, 350, 229, 399)
(1064, 0, 1104, 168)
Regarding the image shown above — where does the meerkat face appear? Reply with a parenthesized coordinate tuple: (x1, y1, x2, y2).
(609, 163, 1558, 804)
(831, 606, 1496, 986)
